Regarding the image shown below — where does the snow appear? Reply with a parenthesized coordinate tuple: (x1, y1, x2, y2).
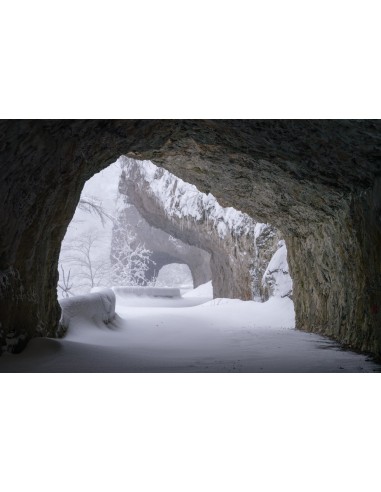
(201, 296, 295, 329)
(59, 288, 116, 329)
(112, 286, 181, 298)
(262, 241, 293, 298)
(0, 285, 379, 373)
(183, 280, 213, 298)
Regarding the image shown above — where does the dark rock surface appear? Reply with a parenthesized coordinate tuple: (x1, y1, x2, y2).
(1, 120, 380, 355)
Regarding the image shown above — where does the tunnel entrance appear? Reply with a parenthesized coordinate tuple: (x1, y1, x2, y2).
(58, 156, 290, 306)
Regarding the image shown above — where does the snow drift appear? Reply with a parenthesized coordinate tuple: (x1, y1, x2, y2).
(183, 281, 213, 298)
(59, 288, 116, 330)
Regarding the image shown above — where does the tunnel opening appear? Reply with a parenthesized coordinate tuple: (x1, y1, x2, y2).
(58, 155, 290, 307)
(155, 263, 194, 292)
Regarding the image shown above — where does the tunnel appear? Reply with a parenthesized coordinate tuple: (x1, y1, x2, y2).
(0, 120, 380, 355)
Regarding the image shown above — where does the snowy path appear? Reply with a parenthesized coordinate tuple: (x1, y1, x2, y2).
(1, 291, 380, 373)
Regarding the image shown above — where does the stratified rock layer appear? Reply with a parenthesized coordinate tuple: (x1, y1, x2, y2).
(1, 120, 380, 355)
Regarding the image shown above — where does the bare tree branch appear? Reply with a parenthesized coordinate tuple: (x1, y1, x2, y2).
(78, 195, 115, 227)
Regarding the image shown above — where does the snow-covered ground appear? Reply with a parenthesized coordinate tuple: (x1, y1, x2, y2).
(0, 283, 380, 373)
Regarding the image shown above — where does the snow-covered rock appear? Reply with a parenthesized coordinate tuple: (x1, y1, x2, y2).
(262, 241, 293, 299)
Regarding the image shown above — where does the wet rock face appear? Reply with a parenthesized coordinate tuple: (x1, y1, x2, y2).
(1, 120, 381, 355)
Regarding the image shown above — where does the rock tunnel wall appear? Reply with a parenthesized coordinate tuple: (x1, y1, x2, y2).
(0, 120, 380, 355)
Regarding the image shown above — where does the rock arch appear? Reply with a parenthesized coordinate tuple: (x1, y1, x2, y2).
(146, 252, 192, 285)
(113, 201, 211, 287)
(1, 120, 380, 355)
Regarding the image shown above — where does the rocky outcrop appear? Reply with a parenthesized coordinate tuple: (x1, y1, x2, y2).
(1, 120, 380, 355)
(117, 157, 283, 300)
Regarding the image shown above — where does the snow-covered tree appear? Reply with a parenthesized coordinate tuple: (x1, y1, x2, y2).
(110, 225, 154, 286)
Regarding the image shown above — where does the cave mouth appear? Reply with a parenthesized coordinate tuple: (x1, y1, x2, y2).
(58, 155, 291, 309)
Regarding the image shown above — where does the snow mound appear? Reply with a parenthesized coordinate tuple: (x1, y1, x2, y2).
(183, 281, 213, 298)
(262, 241, 293, 298)
(112, 286, 181, 298)
(59, 288, 116, 329)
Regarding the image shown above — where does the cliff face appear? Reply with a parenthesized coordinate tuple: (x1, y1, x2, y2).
(1, 120, 380, 355)
(116, 157, 284, 301)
